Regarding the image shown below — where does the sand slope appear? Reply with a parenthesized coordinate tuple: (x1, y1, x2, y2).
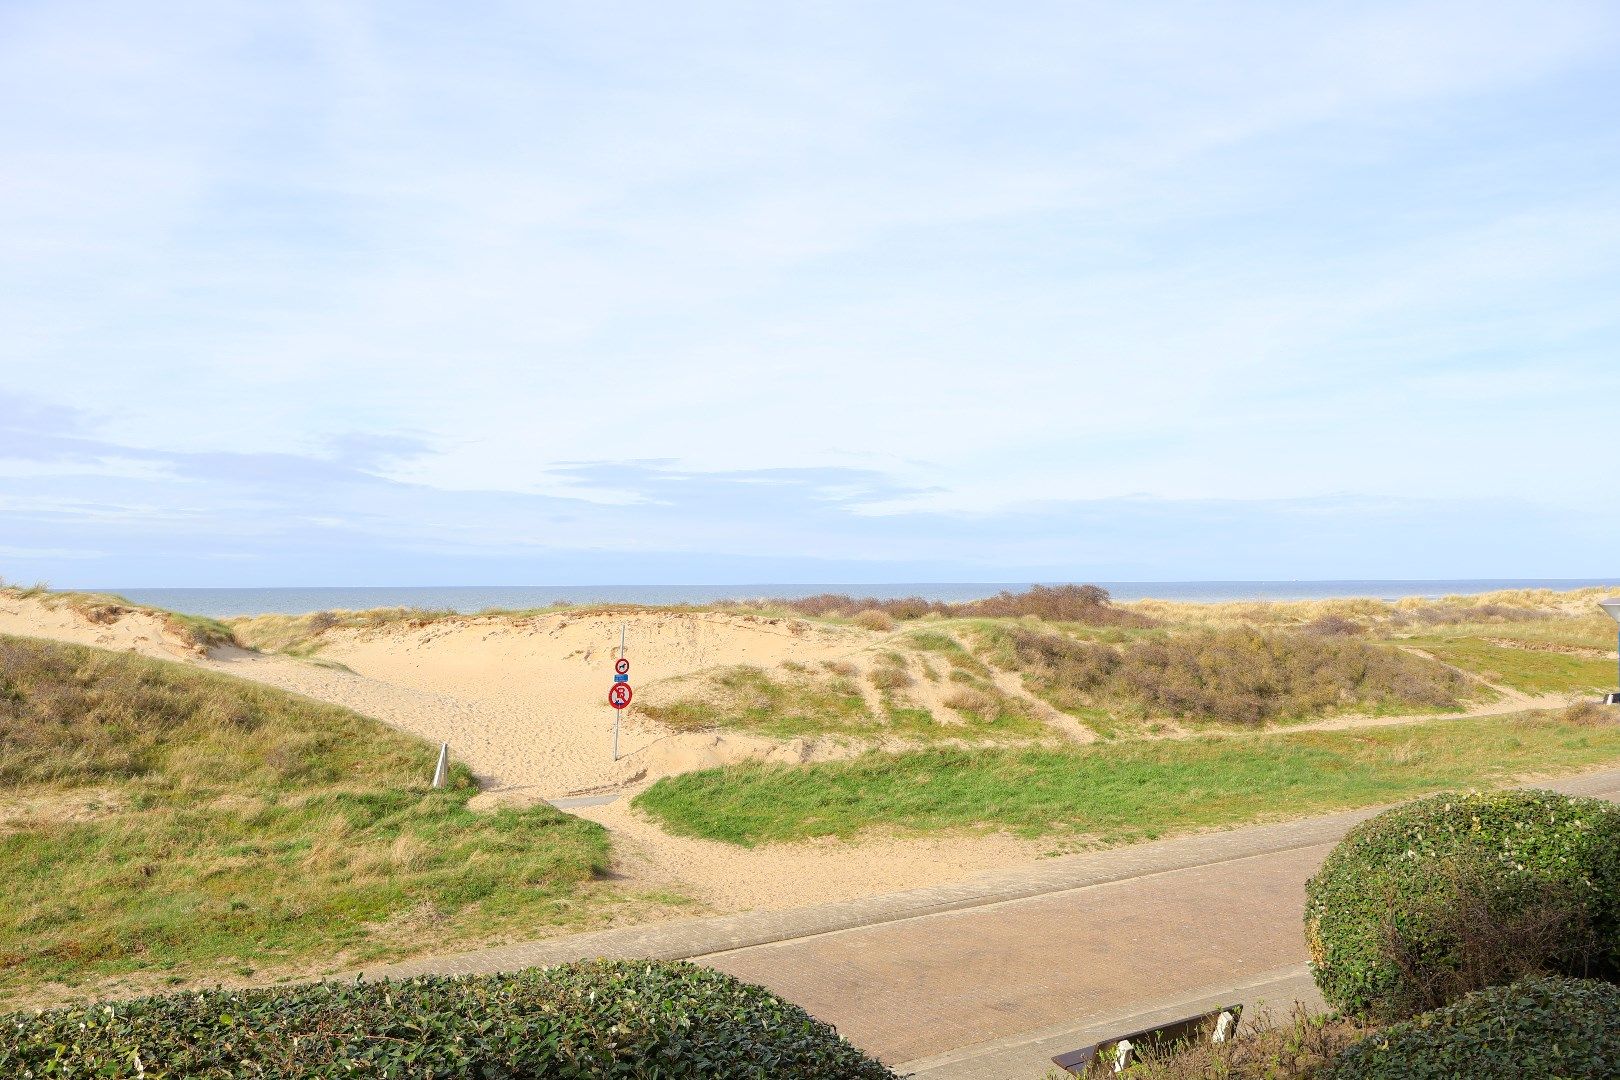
(1, 596, 1052, 909)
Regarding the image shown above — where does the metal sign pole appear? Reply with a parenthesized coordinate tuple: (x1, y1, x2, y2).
(613, 622, 625, 761)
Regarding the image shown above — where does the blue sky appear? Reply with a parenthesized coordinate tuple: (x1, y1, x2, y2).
(2, 1, 1617, 586)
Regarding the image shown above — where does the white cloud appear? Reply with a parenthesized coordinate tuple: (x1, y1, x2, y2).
(1, 1, 1617, 581)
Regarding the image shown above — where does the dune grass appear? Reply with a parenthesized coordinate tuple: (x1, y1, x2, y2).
(639, 663, 1048, 742)
(0, 584, 240, 651)
(0, 635, 614, 1005)
(632, 709, 1620, 847)
(974, 622, 1475, 729)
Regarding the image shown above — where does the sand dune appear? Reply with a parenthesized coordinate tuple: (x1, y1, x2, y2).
(1, 594, 1051, 909)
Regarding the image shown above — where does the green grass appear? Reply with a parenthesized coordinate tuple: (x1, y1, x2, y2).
(1402, 636, 1616, 695)
(632, 710, 1620, 847)
(0, 635, 616, 1005)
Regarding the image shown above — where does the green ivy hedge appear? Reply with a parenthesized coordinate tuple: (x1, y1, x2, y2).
(1325, 976, 1620, 1079)
(0, 959, 896, 1079)
(1304, 789, 1620, 1020)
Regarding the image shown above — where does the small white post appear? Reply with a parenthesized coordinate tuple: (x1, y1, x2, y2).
(432, 742, 449, 787)
(1113, 1039, 1133, 1073)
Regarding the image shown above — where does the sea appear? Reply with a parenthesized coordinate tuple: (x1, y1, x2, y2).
(103, 580, 1620, 619)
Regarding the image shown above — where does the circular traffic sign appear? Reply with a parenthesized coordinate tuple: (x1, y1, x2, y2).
(615, 657, 630, 675)
(608, 683, 633, 709)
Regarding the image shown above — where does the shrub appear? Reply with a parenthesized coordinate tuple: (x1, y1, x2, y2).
(1302, 615, 1365, 637)
(995, 626, 1469, 726)
(1563, 700, 1619, 727)
(853, 608, 896, 632)
(0, 960, 895, 1079)
(1305, 790, 1620, 1020)
(1324, 976, 1620, 1080)
(869, 663, 911, 690)
(1101, 1004, 1368, 1079)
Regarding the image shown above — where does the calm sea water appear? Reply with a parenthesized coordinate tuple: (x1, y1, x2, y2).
(104, 580, 1620, 618)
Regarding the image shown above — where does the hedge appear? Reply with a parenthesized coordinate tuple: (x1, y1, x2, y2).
(1325, 976, 1620, 1079)
(1305, 789, 1620, 1020)
(0, 959, 896, 1078)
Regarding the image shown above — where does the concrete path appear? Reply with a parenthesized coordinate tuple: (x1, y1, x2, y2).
(354, 767, 1620, 1073)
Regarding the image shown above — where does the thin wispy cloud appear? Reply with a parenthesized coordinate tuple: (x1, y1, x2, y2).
(1, 2, 1615, 584)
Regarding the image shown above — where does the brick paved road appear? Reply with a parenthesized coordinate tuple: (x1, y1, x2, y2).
(355, 768, 1620, 1070)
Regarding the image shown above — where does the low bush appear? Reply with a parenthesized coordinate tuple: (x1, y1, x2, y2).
(1562, 700, 1619, 727)
(992, 625, 1470, 726)
(869, 663, 911, 690)
(1305, 790, 1620, 1020)
(1324, 976, 1620, 1080)
(0, 960, 895, 1079)
(853, 608, 896, 632)
(1097, 1005, 1368, 1079)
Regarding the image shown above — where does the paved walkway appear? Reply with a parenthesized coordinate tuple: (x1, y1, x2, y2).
(354, 768, 1620, 1072)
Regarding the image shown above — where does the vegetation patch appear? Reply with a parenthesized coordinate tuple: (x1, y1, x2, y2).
(0, 959, 896, 1079)
(0, 585, 239, 651)
(638, 665, 872, 739)
(1089, 1005, 1368, 1080)
(1397, 635, 1614, 695)
(1305, 789, 1620, 1021)
(984, 624, 1474, 727)
(642, 663, 1047, 742)
(0, 635, 612, 1004)
(767, 584, 1154, 626)
(1324, 976, 1620, 1080)
(632, 710, 1620, 846)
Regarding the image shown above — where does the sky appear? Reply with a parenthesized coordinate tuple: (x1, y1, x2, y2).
(2, 1, 1617, 587)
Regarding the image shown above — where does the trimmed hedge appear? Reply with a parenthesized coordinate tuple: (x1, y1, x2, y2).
(0, 960, 896, 1078)
(1305, 790, 1620, 1020)
(1325, 976, 1620, 1079)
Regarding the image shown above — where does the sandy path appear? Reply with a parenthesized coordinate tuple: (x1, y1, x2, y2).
(571, 795, 1042, 911)
(210, 611, 879, 797)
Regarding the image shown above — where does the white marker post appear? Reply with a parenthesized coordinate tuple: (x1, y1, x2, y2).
(432, 742, 449, 788)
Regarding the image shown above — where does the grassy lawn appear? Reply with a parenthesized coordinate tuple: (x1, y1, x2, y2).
(1401, 636, 1615, 695)
(0, 635, 619, 1005)
(632, 710, 1620, 847)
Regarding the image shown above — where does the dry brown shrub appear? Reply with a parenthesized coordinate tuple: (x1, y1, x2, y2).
(1301, 615, 1365, 637)
(869, 665, 911, 691)
(822, 660, 858, 677)
(853, 609, 895, 632)
(1561, 700, 1619, 727)
(997, 625, 1470, 726)
(765, 585, 1153, 626)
